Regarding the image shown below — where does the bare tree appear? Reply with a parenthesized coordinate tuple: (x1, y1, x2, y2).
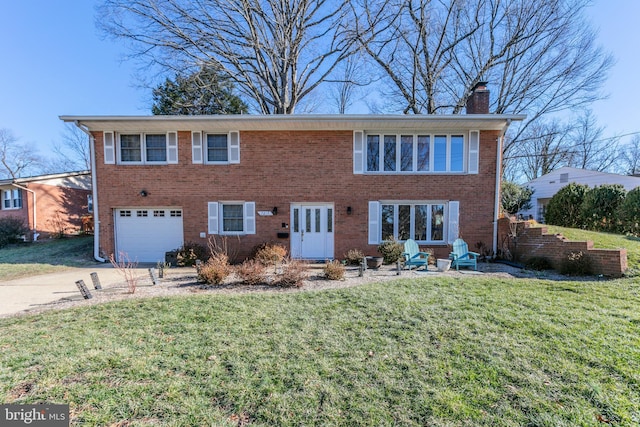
(0, 129, 42, 179)
(50, 123, 91, 172)
(618, 135, 640, 176)
(351, 0, 613, 151)
(326, 52, 373, 113)
(506, 119, 573, 181)
(99, 0, 357, 114)
(564, 110, 620, 172)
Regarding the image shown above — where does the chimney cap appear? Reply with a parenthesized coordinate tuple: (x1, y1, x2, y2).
(472, 81, 488, 91)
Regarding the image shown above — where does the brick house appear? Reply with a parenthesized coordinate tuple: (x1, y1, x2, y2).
(0, 171, 92, 240)
(62, 87, 524, 263)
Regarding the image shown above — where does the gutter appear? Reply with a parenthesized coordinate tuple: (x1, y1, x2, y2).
(493, 118, 512, 257)
(75, 121, 106, 262)
(10, 183, 38, 241)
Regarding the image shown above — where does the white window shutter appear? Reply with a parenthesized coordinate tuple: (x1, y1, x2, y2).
(103, 132, 115, 164)
(447, 201, 460, 244)
(244, 201, 256, 234)
(229, 131, 240, 164)
(353, 131, 364, 174)
(167, 132, 178, 164)
(192, 132, 203, 164)
(468, 131, 479, 174)
(368, 201, 380, 244)
(208, 202, 219, 234)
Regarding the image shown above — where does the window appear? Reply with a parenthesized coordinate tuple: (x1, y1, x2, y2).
(364, 132, 467, 173)
(379, 202, 446, 243)
(117, 133, 176, 164)
(2, 189, 22, 209)
(222, 204, 244, 232)
(145, 134, 167, 162)
(120, 134, 142, 162)
(206, 134, 228, 162)
(87, 195, 93, 213)
(208, 201, 255, 235)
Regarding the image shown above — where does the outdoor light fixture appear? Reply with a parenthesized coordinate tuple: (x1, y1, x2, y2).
(139, 190, 148, 197)
(347, 206, 352, 215)
(272, 206, 278, 215)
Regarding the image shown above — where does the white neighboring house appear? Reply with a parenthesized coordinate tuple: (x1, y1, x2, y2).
(519, 166, 640, 222)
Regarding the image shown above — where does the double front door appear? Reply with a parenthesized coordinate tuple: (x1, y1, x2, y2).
(290, 204, 334, 260)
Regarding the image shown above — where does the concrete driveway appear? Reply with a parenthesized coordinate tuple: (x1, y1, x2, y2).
(0, 265, 151, 317)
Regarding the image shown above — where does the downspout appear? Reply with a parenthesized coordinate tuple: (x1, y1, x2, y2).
(11, 183, 38, 241)
(76, 121, 106, 262)
(493, 119, 512, 257)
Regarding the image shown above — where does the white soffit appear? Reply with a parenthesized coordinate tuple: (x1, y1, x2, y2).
(61, 114, 526, 133)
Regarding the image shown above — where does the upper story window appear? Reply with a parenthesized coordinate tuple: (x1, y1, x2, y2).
(102, 131, 178, 165)
(192, 131, 240, 164)
(355, 130, 479, 175)
(366, 133, 465, 173)
(119, 133, 168, 164)
(206, 134, 229, 163)
(2, 189, 22, 210)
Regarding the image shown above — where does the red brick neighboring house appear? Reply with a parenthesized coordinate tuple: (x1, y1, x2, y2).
(62, 89, 525, 263)
(0, 171, 92, 240)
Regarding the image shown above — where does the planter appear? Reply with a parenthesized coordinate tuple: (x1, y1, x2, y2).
(436, 258, 452, 272)
(366, 256, 384, 269)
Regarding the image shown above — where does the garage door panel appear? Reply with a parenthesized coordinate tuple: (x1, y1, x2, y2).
(115, 209, 184, 262)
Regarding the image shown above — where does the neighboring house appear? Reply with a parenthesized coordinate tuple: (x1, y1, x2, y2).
(62, 85, 525, 263)
(520, 166, 640, 222)
(0, 171, 92, 240)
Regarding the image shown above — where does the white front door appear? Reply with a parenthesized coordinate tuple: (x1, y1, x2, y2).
(290, 204, 334, 260)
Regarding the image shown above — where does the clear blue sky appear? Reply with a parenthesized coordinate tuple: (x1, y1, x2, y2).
(1, 0, 638, 158)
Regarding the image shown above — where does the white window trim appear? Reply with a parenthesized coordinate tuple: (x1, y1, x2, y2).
(115, 132, 176, 165)
(200, 131, 240, 165)
(369, 200, 457, 245)
(362, 132, 469, 174)
(2, 189, 22, 210)
(207, 201, 255, 235)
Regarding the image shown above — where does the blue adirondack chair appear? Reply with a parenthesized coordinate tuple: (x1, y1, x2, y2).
(403, 239, 429, 270)
(449, 238, 479, 271)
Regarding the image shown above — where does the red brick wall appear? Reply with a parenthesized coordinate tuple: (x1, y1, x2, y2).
(93, 129, 501, 261)
(1, 185, 90, 239)
(497, 218, 628, 277)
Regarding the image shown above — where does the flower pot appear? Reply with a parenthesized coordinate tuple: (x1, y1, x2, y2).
(437, 258, 452, 272)
(366, 256, 384, 269)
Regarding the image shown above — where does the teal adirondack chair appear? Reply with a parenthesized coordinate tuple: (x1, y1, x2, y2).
(449, 238, 479, 271)
(403, 239, 430, 270)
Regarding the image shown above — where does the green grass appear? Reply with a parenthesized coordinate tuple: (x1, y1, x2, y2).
(1, 276, 639, 426)
(0, 236, 96, 281)
(540, 225, 640, 270)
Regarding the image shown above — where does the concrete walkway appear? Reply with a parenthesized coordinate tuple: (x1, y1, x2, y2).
(0, 265, 153, 317)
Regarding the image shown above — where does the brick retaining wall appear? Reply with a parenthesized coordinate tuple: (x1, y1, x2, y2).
(497, 218, 627, 277)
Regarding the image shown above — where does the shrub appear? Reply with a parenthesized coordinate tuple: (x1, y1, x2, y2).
(175, 241, 208, 266)
(274, 259, 308, 287)
(253, 243, 288, 266)
(323, 260, 346, 280)
(524, 256, 553, 271)
(580, 184, 626, 232)
(235, 259, 268, 285)
(545, 183, 590, 228)
(343, 249, 365, 266)
(559, 251, 592, 276)
(501, 181, 534, 215)
(618, 187, 640, 236)
(377, 239, 404, 264)
(198, 253, 232, 285)
(0, 216, 28, 248)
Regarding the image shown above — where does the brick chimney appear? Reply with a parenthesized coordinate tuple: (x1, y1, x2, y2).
(466, 82, 489, 114)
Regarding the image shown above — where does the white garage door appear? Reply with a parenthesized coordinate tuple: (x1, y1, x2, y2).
(115, 208, 184, 263)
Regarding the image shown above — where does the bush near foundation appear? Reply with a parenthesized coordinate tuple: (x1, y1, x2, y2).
(0, 216, 28, 248)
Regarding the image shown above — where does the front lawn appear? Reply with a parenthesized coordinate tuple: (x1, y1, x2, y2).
(1, 276, 638, 426)
(0, 236, 95, 281)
